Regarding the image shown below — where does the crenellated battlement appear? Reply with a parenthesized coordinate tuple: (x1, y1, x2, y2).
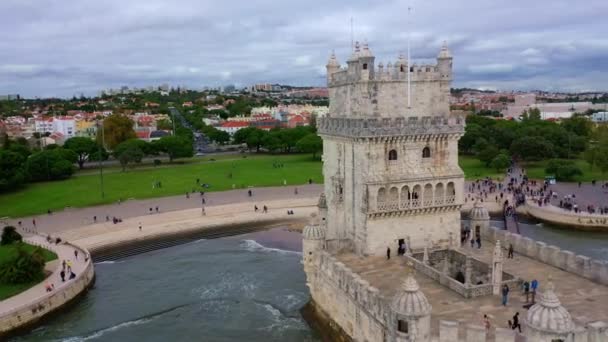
(325, 41, 453, 118)
(317, 115, 465, 138)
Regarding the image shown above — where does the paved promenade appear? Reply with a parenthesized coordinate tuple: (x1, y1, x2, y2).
(0, 235, 88, 315)
(57, 196, 319, 253)
(3, 184, 324, 234)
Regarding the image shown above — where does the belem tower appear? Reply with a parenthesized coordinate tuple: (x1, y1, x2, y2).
(301, 41, 608, 341)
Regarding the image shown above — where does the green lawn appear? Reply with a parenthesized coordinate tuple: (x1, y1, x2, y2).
(0, 154, 324, 218)
(523, 159, 607, 182)
(0, 243, 58, 300)
(459, 155, 504, 180)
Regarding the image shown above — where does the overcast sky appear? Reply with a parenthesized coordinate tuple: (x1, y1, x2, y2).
(1, 0, 607, 98)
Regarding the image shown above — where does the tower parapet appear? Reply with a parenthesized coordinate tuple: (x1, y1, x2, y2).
(327, 42, 452, 118)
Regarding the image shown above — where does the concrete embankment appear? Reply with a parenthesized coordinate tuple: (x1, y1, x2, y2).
(518, 200, 608, 232)
(59, 197, 319, 258)
(0, 238, 94, 339)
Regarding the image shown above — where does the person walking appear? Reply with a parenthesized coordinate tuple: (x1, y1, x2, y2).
(523, 281, 530, 303)
(531, 279, 538, 303)
(32, 219, 36, 227)
(67, 260, 72, 273)
(386, 247, 391, 260)
(93, 216, 97, 223)
(263, 205, 268, 213)
(483, 314, 491, 332)
(155, 206, 159, 213)
(476, 235, 481, 249)
(62, 259, 66, 271)
(60, 270, 65, 282)
(139, 223, 142, 232)
(508, 244, 514, 259)
(202, 207, 206, 216)
(254, 205, 258, 212)
(74, 250, 78, 260)
(501, 284, 510, 306)
(512, 312, 522, 333)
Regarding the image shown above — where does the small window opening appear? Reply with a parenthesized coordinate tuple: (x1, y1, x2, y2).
(397, 320, 408, 333)
(400, 65, 404, 72)
(362, 63, 368, 70)
(388, 149, 398, 161)
(422, 147, 431, 158)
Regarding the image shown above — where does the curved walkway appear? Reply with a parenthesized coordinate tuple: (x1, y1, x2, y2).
(521, 199, 608, 230)
(0, 235, 93, 336)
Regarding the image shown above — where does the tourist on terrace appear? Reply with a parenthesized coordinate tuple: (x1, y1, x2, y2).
(508, 244, 514, 259)
(501, 284, 510, 306)
(531, 279, 538, 303)
(512, 312, 522, 332)
(523, 281, 530, 302)
(386, 247, 391, 260)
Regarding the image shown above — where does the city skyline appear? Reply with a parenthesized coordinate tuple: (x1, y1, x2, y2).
(1, 0, 607, 98)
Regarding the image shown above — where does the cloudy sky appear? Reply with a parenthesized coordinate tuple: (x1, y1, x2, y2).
(1, 0, 607, 98)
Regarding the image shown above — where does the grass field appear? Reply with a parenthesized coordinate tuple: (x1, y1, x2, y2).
(0, 243, 58, 300)
(0, 154, 506, 218)
(458, 155, 504, 180)
(0, 154, 324, 218)
(524, 159, 608, 182)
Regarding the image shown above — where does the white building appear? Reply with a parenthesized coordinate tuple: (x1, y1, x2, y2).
(34, 116, 76, 138)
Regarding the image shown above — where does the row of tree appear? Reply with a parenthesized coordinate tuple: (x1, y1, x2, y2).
(233, 126, 322, 157)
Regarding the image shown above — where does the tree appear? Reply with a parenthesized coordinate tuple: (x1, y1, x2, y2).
(0, 150, 26, 192)
(25, 149, 76, 181)
(490, 154, 511, 172)
(98, 114, 136, 149)
(115, 145, 144, 171)
(521, 107, 541, 121)
(562, 116, 592, 137)
(296, 133, 323, 159)
(0, 245, 46, 284)
(595, 147, 608, 175)
(262, 132, 282, 153)
(510, 136, 554, 161)
(156, 119, 173, 130)
(64, 137, 98, 169)
(1, 226, 22, 245)
(155, 136, 193, 162)
(477, 145, 500, 167)
(233, 127, 267, 152)
(545, 159, 583, 181)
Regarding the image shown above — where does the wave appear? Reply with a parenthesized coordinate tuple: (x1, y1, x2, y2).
(58, 317, 152, 342)
(254, 301, 307, 332)
(240, 240, 302, 256)
(94, 260, 124, 265)
(57, 303, 192, 342)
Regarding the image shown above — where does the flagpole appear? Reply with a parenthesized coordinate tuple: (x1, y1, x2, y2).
(407, 5, 412, 109)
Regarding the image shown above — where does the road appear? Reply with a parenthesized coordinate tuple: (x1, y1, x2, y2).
(169, 106, 211, 155)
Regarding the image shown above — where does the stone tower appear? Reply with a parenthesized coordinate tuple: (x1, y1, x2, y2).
(318, 42, 465, 256)
(525, 279, 574, 341)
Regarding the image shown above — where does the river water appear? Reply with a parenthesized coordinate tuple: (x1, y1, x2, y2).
(12, 222, 608, 342)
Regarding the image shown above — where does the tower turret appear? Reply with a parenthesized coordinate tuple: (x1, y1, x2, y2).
(358, 41, 375, 81)
(525, 279, 574, 341)
(326, 51, 340, 84)
(390, 269, 432, 342)
(437, 41, 453, 80)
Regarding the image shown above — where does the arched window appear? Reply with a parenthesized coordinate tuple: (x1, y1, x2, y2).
(400, 65, 404, 72)
(388, 149, 398, 161)
(377, 188, 387, 203)
(422, 147, 431, 158)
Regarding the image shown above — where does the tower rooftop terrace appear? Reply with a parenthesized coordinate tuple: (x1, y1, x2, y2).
(335, 242, 608, 339)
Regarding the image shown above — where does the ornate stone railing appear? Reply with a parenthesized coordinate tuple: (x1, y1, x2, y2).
(445, 195, 455, 204)
(318, 116, 464, 138)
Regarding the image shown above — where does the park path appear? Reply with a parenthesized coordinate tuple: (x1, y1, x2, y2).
(0, 235, 88, 315)
(3, 184, 325, 235)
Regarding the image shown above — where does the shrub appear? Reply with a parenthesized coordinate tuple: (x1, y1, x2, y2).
(1, 226, 22, 245)
(545, 159, 583, 181)
(153, 159, 162, 167)
(0, 246, 45, 284)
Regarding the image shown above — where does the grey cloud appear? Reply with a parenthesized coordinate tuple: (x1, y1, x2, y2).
(0, 0, 607, 97)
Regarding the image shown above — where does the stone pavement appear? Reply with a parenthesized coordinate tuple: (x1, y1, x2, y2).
(0, 235, 88, 315)
(57, 197, 319, 252)
(2, 184, 324, 235)
(337, 241, 608, 339)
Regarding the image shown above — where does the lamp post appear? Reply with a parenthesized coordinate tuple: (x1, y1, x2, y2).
(97, 120, 105, 199)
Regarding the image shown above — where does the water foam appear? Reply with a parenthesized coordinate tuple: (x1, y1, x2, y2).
(240, 240, 302, 256)
(58, 317, 152, 342)
(94, 261, 124, 265)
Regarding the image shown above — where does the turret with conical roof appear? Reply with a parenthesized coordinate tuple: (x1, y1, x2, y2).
(326, 51, 340, 83)
(391, 267, 432, 342)
(437, 41, 453, 80)
(525, 279, 574, 341)
(469, 199, 490, 244)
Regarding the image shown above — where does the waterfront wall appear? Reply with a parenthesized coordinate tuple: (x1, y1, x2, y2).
(521, 201, 608, 231)
(0, 241, 95, 337)
(309, 250, 388, 342)
(479, 225, 608, 286)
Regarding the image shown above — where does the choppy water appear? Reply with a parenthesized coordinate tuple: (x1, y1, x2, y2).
(12, 221, 608, 342)
(12, 230, 318, 342)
